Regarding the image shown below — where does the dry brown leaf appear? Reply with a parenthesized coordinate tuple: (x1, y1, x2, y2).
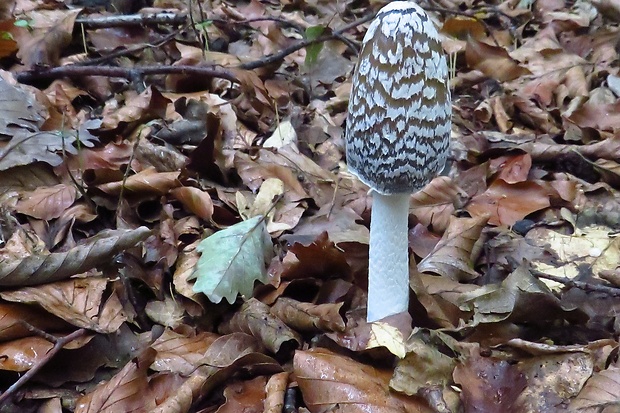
(0, 226, 151, 286)
(217, 376, 267, 413)
(144, 295, 185, 329)
(466, 37, 531, 82)
(276, 232, 352, 282)
(568, 100, 620, 133)
(459, 265, 585, 325)
(418, 215, 487, 281)
(411, 176, 465, 233)
(593, 158, 620, 188)
(75, 348, 158, 413)
(570, 363, 620, 411)
(391, 331, 457, 396)
(151, 329, 219, 375)
(234, 150, 309, 202)
(170, 186, 214, 221)
(284, 204, 369, 245)
(270, 297, 345, 333)
(453, 349, 527, 412)
(493, 153, 532, 184)
(484, 134, 620, 163)
(515, 350, 606, 411)
(294, 348, 433, 413)
(0, 277, 127, 333)
(409, 267, 466, 329)
(0, 302, 71, 341)
(100, 87, 171, 132)
(467, 179, 551, 226)
(0, 333, 91, 372)
(15, 183, 77, 220)
(509, 93, 562, 134)
(97, 167, 181, 196)
(441, 17, 486, 40)
(591, 0, 620, 21)
(150, 332, 274, 413)
(173, 239, 203, 304)
(219, 298, 301, 357)
(264, 372, 289, 413)
(17, 9, 80, 68)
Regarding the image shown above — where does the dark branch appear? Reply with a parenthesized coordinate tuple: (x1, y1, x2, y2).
(15, 65, 239, 84)
(0, 328, 88, 405)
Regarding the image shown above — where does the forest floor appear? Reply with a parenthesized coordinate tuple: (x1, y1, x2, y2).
(0, 0, 619, 412)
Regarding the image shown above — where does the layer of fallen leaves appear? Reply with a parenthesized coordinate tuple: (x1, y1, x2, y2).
(0, 0, 620, 412)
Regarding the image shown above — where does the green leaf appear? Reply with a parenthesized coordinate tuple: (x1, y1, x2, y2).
(304, 25, 325, 67)
(191, 216, 274, 304)
(14, 20, 32, 28)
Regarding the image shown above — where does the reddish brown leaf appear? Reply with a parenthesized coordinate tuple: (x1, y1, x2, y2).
(217, 376, 267, 413)
(294, 348, 433, 413)
(493, 153, 532, 184)
(568, 100, 620, 133)
(15, 183, 77, 220)
(170, 186, 214, 221)
(0, 278, 127, 333)
(264, 372, 289, 413)
(466, 37, 531, 82)
(270, 297, 345, 333)
(151, 329, 219, 375)
(96, 167, 181, 196)
(418, 215, 488, 281)
(411, 176, 465, 233)
(75, 348, 158, 413)
(453, 350, 526, 413)
(0, 20, 17, 58)
(219, 298, 301, 357)
(0, 333, 91, 372)
(466, 179, 551, 226)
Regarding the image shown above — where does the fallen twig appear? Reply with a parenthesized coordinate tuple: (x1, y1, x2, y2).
(15, 65, 239, 84)
(239, 13, 374, 70)
(0, 328, 88, 405)
(531, 269, 620, 297)
(75, 11, 187, 28)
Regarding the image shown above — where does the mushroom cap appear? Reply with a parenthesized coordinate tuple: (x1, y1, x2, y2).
(345, 1, 451, 195)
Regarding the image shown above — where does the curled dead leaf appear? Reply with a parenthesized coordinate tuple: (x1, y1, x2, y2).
(466, 36, 531, 82)
(0, 226, 151, 286)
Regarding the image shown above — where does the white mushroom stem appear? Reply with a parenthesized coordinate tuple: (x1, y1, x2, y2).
(367, 192, 410, 322)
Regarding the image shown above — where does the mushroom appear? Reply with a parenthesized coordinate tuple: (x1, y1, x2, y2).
(345, 2, 451, 322)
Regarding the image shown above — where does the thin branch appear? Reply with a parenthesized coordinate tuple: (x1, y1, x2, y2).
(212, 16, 359, 54)
(75, 12, 187, 28)
(531, 268, 620, 297)
(239, 13, 374, 70)
(0, 328, 88, 405)
(15, 65, 239, 84)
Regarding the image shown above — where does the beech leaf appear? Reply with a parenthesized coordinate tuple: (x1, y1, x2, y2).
(191, 216, 273, 304)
